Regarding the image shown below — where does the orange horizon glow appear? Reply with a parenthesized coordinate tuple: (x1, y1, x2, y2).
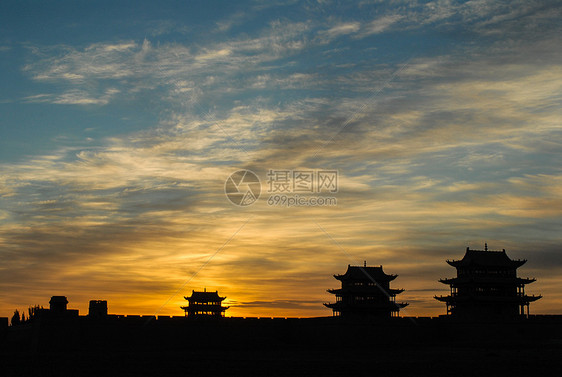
(1, 2, 561, 324)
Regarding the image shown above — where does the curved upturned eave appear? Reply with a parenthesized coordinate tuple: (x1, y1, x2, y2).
(433, 294, 542, 303)
(446, 259, 527, 269)
(334, 274, 398, 282)
(446, 260, 460, 267)
(323, 301, 407, 310)
(438, 276, 537, 285)
(526, 294, 542, 302)
(434, 295, 451, 302)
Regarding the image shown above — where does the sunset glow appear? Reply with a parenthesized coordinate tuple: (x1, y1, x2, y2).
(1, 1, 561, 320)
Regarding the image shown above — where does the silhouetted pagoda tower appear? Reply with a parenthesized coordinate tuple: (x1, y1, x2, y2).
(324, 263, 408, 318)
(435, 244, 541, 320)
(181, 289, 229, 318)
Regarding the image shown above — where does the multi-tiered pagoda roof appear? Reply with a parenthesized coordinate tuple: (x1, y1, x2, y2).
(435, 245, 541, 320)
(181, 289, 229, 318)
(325, 263, 407, 318)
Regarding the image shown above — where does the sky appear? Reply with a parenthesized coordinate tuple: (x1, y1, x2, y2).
(0, 0, 561, 319)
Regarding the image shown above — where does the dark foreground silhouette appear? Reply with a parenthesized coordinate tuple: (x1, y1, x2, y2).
(2, 315, 562, 377)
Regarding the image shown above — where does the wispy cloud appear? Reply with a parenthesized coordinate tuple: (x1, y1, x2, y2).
(359, 14, 403, 37)
(318, 22, 361, 43)
(24, 88, 120, 105)
(1, 0, 561, 318)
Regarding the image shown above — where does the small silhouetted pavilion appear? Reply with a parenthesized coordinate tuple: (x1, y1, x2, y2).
(324, 263, 408, 318)
(181, 289, 229, 318)
(36, 296, 79, 320)
(49, 296, 68, 313)
(435, 244, 541, 319)
(88, 300, 108, 318)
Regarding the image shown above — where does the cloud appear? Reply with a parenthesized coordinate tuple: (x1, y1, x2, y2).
(25, 88, 120, 105)
(21, 20, 312, 108)
(360, 14, 402, 36)
(215, 11, 251, 32)
(1, 0, 561, 318)
(318, 22, 361, 43)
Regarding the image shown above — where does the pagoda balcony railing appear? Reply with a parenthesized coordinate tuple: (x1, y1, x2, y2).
(441, 276, 535, 282)
(443, 292, 539, 298)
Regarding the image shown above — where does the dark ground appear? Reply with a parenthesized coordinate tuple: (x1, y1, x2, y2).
(1, 316, 562, 377)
